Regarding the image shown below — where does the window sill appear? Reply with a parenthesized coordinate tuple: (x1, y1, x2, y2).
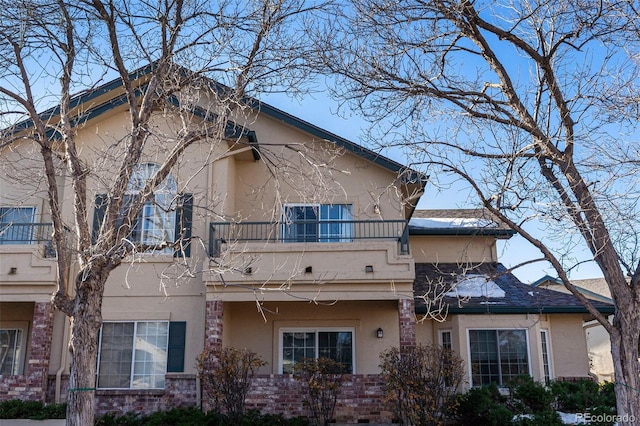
(95, 388, 165, 396)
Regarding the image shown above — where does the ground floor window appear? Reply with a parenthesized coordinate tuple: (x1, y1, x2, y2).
(540, 329, 552, 384)
(97, 321, 169, 389)
(280, 328, 354, 374)
(469, 329, 530, 387)
(0, 326, 26, 375)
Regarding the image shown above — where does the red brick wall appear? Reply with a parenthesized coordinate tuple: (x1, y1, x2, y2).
(0, 302, 54, 401)
(244, 374, 394, 424)
(48, 374, 198, 416)
(398, 298, 416, 348)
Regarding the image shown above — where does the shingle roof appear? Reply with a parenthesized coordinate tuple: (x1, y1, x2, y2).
(409, 209, 515, 237)
(413, 262, 614, 315)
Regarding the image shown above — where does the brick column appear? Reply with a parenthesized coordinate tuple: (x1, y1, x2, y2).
(27, 302, 55, 399)
(205, 300, 223, 352)
(398, 298, 416, 348)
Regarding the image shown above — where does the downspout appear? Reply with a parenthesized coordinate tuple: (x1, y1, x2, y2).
(55, 314, 70, 403)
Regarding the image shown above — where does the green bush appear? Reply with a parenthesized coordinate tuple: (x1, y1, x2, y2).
(0, 399, 66, 419)
(507, 375, 554, 414)
(453, 383, 513, 426)
(550, 378, 600, 412)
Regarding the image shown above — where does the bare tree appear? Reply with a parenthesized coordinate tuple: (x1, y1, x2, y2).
(316, 0, 640, 422)
(0, 1, 332, 424)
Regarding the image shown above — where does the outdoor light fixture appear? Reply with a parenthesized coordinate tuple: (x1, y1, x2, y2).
(373, 204, 380, 214)
(377, 328, 383, 339)
(365, 265, 374, 273)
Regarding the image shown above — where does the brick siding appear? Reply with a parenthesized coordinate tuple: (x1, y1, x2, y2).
(0, 302, 54, 401)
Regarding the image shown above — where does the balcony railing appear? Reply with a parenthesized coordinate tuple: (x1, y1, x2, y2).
(209, 219, 409, 257)
(0, 223, 53, 245)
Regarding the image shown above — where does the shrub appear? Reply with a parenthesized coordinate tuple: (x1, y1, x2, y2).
(0, 399, 66, 419)
(294, 357, 345, 426)
(380, 344, 465, 426)
(550, 378, 601, 412)
(453, 384, 513, 426)
(507, 375, 554, 414)
(196, 347, 267, 426)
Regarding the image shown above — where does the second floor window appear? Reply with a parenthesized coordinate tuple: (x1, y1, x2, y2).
(122, 163, 177, 249)
(281, 204, 353, 242)
(0, 207, 35, 244)
(93, 163, 193, 257)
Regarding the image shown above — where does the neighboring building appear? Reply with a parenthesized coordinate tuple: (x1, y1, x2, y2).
(0, 68, 613, 423)
(531, 276, 615, 382)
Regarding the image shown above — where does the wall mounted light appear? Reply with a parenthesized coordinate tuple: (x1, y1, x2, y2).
(373, 204, 380, 214)
(376, 328, 384, 339)
(305, 266, 313, 274)
(9, 267, 17, 275)
(365, 265, 374, 273)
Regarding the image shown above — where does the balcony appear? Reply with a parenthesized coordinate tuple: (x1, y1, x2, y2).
(209, 219, 409, 257)
(205, 219, 414, 300)
(0, 222, 55, 257)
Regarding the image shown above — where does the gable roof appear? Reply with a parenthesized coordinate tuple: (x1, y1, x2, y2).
(409, 209, 516, 237)
(531, 275, 613, 304)
(413, 262, 614, 315)
(6, 63, 426, 188)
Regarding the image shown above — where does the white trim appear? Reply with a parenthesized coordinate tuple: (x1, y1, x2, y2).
(96, 320, 169, 390)
(438, 329, 452, 349)
(278, 327, 356, 374)
(0, 321, 29, 375)
(540, 329, 553, 383)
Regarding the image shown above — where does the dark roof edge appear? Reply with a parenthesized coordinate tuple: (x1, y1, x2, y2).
(415, 305, 615, 315)
(409, 228, 516, 237)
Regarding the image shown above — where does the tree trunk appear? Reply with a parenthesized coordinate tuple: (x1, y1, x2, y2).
(610, 311, 640, 426)
(65, 278, 105, 426)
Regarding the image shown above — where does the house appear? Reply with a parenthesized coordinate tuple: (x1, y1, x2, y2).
(409, 210, 614, 390)
(0, 67, 613, 423)
(531, 276, 615, 382)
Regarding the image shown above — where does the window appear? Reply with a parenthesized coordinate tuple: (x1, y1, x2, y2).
(0, 327, 25, 375)
(469, 329, 530, 387)
(540, 330, 552, 385)
(96, 321, 185, 389)
(439, 330, 452, 350)
(280, 328, 354, 374)
(281, 204, 353, 242)
(122, 164, 177, 251)
(92, 164, 193, 256)
(0, 207, 35, 244)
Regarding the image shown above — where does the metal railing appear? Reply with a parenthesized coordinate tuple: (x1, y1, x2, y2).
(209, 219, 409, 257)
(0, 223, 53, 244)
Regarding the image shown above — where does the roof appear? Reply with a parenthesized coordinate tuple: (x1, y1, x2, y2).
(413, 262, 614, 315)
(6, 63, 426, 188)
(531, 275, 613, 304)
(409, 209, 516, 237)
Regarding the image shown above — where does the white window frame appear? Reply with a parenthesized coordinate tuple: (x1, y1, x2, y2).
(0, 207, 36, 244)
(438, 329, 453, 350)
(278, 327, 356, 374)
(0, 321, 29, 375)
(466, 328, 532, 388)
(281, 204, 353, 243)
(96, 321, 169, 389)
(540, 329, 553, 384)
(122, 163, 177, 253)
